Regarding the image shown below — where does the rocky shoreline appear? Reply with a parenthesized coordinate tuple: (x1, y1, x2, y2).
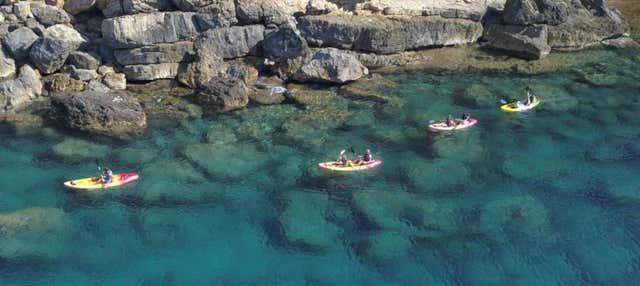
(0, 0, 636, 138)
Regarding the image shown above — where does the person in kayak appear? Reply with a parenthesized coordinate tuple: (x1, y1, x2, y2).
(446, 114, 456, 127)
(523, 87, 536, 106)
(337, 150, 348, 166)
(461, 112, 470, 124)
(363, 149, 373, 163)
(100, 167, 113, 185)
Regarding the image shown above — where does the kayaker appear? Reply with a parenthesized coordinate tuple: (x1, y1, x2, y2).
(461, 112, 470, 123)
(337, 150, 348, 166)
(100, 167, 113, 185)
(363, 149, 373, 162)
(523, 87, 536, 106)
(446, 114, 455, 127)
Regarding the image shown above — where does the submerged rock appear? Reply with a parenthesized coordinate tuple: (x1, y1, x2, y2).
(478, 195, 549, 240)
(361, 231, 411, 262)
(293, 48, 368, 84)
(0, 208, 71, 261)
(50, 91, 147, 138)
(51, 138, 109, 160)
(279, 191, 342, 249)
(183, 142, 269, 179)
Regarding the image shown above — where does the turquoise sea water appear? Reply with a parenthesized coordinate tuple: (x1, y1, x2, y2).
(1, 48, 640, 285)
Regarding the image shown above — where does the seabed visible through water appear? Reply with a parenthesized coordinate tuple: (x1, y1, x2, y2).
(1, 48, 640, 285)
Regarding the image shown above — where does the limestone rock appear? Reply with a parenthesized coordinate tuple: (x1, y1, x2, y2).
(50, 90, 147, 137)
(262, 25, 308, 63)
(195, 76, 248, 111)
(102, 12, 201, 48)
(102, 72, 126, 89)
(113, 41, 194, 65)
(44, 73, 87, 92)
(13, 2, 32, 21)
(0, 65, 42, 113)
(484, 24, 551, 60)
(29, 25, 87, 74)
(172, 0, 224, 12)
(294, 48, 368, 83)
(3, 27, 39, 60)
(298, 14, 484, 54)
(122, 0, 174, 14)
(195, 25, 264, 59)
(235, 0, 290, 25)
(306, 0, 339, 15)
(31, 3, 72, 27)
(64, 0, 97, 15)
(501, 0, 628, 49)
(85, 79, 111, 92)
(69, 66, 99, 81)
(122, 63, 180, 81)
(176, 54, 226, 88)
(0, 44, 16, 78)
(193, 0, 238, 28)
(66, 51, 101, 70)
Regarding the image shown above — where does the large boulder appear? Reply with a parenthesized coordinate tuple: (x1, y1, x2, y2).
(235, 0, 291, 25)
(0, 65, 42, 113)
(31, 3, 73, 27)
(262, 25, 309, 63)
(114, 41, 194, 65)
(176, 54, 226, 88)
(501, 0, 628, 50)
(101, 12, 201, 48)
(484, 24, 551, 60)
(194, 25, 264, 59)
(50, 91, 147, 137)
(3, 27, 39, 60)
(122, 63, 181, 81)
(195, 76, 249, 111)
(294, 48, 368, 83)
(29, 25, 86, 74)
(298, 14, 484, 54)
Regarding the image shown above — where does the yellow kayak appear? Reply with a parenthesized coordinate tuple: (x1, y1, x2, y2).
(63, 173, 139, 190)
(318, 159, 382, 172)
(500, 98, 540, 112)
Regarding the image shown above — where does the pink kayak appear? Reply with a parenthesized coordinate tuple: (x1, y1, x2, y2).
(318, 159, 382, 172)
(428, 118, 477, 132)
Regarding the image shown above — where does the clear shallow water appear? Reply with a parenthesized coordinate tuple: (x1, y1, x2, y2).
(1, 49, 640, 285)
